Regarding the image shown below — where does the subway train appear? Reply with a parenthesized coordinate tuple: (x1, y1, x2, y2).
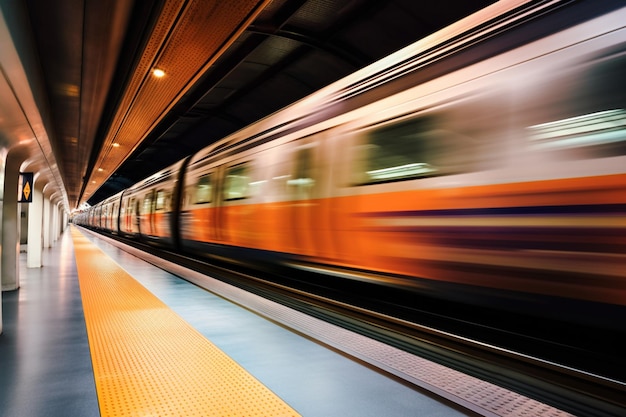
(75, 0, 626, 327)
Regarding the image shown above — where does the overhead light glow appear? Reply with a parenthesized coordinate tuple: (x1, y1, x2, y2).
(527, 109, 626, 150)
(367, 163, 436, 181)
(152, 68, 165, 78)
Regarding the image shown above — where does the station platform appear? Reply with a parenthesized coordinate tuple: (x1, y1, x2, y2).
(0, 226, 572, 417)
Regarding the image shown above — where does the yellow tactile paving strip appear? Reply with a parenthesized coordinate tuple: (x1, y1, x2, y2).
(71, 227, 300, 417)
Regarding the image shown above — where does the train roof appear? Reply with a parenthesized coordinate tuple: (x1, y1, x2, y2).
(186, 0, 568, 167)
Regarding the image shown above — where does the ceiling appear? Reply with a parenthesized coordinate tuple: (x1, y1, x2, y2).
(2, 0, 497, 210)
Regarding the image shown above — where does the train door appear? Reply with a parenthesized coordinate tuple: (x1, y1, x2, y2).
(154, 188, 171, 237)
(132, 198, 140, 234)
(140, 190, 155, 237)
(96, 205, 102, 229)
(181, 167, 220, 244)
(123, 196, 137, 234)
(112, 200, 119, 233)
(205, 169, 221, 243)
(216, 162, 254, 246)
(102, 204, 109, 230)
(286, 135, 328, 258)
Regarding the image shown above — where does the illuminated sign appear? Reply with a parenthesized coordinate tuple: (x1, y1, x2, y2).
(19, 172, 34, 203)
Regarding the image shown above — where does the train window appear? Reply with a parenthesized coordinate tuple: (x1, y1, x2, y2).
(142, 193, 153, 214)
(195, 174, 212, 204)
(224, 163, 250, 200)
(526, 109, 626, 156)
(288, 147, 315, 199)
(357, 117, 443, 184)
(521, 47, 626, 159)
(155, 190, 170, 211)
(352, 95, 501, 186)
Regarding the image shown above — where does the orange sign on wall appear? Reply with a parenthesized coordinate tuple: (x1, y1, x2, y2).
(19, 172, 33, 203)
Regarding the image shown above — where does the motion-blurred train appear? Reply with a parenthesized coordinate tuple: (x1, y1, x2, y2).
(75, 0, 626, 327)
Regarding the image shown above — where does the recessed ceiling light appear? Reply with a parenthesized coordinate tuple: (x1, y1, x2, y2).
(152, 68, 165, 78)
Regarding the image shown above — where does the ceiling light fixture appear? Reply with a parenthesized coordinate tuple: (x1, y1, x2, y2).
(152, 68, 165, 78)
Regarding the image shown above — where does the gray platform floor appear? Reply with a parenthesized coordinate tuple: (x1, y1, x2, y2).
(0, 231, 99, 417)
(0, 229, 469, 416)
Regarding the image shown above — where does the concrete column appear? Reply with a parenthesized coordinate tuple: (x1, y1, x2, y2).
(52, 203, 59, 244)
(42, 195, 51, 248)
(1, 149, 27, 292)
(26, 183, 43, 268)
(0, 150, 4, 334)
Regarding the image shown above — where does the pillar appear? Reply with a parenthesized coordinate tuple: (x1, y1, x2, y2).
(26, 182, 43, 268)
(1, 148, 28, 292)
(52, 202, 59, 244)
(42, 193, 51, 248)
(0, 149, 4, 334)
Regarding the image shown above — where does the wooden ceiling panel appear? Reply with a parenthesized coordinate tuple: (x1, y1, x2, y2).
(84, 0, 271, 201)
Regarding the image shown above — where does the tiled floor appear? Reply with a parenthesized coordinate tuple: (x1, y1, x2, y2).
(0, 230, 99, 417)
(1, 228, 470, 416)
